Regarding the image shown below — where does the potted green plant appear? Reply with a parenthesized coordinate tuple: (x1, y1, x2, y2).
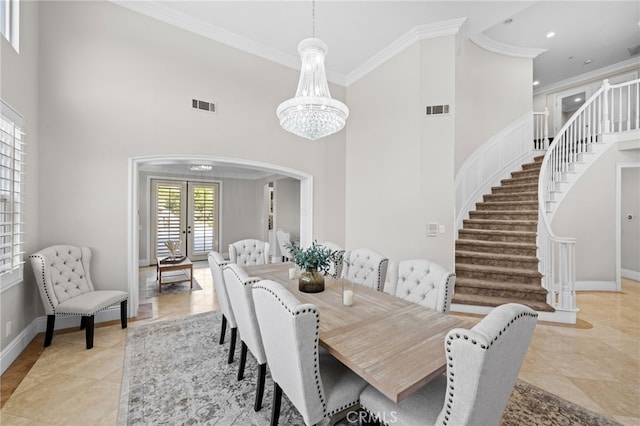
(285, 240, 339, 293)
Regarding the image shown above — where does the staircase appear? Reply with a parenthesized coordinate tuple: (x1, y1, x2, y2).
(453, 155, 554, 312)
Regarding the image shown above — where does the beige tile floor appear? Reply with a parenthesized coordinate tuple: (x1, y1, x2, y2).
(1, 263, 638, 425)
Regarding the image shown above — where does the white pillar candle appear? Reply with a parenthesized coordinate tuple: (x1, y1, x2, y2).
(288, 267, 297, 279)
(343, 289, 354, 306)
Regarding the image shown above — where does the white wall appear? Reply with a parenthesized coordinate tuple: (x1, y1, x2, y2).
(455, 40, 532, 173)
(274, 177, 301, 242)
(345, 36, 457, 269)
(37, 1, 346, 294)
(0, 1, 40, 353)
(552, 146, 640, 282)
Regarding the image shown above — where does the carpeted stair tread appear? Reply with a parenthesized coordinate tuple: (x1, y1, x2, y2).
(456, 250, 539, 263)
(476, 201, 539, 210)
(462, 219, 537, 231)
(452, 293, 554, 312)
(458, 228, 536, 238)
(469, 210, 538, 220)
(456, 238, 537, 249)
(501, 176, 539, 186)
(484, 192, 538, 202)
(491, 183, 538, 193)
(455, 277, 548, 292)
(456, 262, 542, 277)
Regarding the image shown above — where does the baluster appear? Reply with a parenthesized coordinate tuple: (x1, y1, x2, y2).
(626, 84, 631, 131)
(602, 79, 610, 133)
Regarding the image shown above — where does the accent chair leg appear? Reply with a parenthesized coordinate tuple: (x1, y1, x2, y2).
(220, 315, 227, 344)
(120, 300, 128, 329)
(228, 327, 237, 364)
(270, 382, 282, 426)
(80, 316, 87, 330)
(44, 315, 55, 347)
(254, 363, 266, 412)
(237, 341, 247, 380)
(84, 315, 95, 349)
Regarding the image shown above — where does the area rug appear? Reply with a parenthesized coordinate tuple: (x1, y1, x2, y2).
(118, 311, 622, 426)
(145, 277, 203, 297)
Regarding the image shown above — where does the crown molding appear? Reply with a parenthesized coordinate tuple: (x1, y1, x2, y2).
(345, 17, 468, 87)
(111, 1, 347, 86)
(470, 33, 546, 59)
(534, 56, 640, 96)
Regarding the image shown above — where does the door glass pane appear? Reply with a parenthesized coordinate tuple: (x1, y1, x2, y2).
(155, 183, 184, 258)
(191, 185, 216, 255)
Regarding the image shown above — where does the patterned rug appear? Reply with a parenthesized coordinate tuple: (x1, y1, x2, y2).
(118, 311, 621, 426)
(145, 277, 202, 297)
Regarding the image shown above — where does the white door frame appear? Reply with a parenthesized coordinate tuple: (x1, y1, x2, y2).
(616, 162, 640, 291)
(127, 155, 314, 317)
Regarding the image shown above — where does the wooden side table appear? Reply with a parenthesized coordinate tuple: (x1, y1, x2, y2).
(157, 258, 193, 293)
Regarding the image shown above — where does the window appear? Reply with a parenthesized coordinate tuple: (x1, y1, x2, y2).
(0, 100, 25, 290)
(0, 0, 19, 52)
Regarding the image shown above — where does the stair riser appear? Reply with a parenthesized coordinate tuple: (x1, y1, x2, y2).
(458, 232, 536, 244)
(469, 211, 538, 221)
(456, 256, 539, 270)
(491, 185, 537, 194)
(475, 203, 538, 211)
(511, 170, 540, 179)
(455, 269, 541, 285)
(522, 162, 542, 171)
(455, 243, 537, 256)
(501, 178, 538, 186)
(483, 193, 538, 202)
(454, 286, 548, 303)
(462, 222, 537, 232)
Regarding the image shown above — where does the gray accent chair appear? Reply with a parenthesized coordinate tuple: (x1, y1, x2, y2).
(207, 251, 237, 363)
(29, 245, 128, 349)
(252, 280, 367, 426)
(229, 239, 270, 266)
(318, 241, 345, 278)
(222, 263, 267, 412)
(360, 303, 538, 426)
(385, 259, 455, 313)
(275, 229, 292, 261)
(341, 248, 388, 291)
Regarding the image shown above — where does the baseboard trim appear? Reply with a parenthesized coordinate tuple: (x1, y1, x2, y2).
(0, 306, 123, 375)
(451, 303, 578, 324)
(622, 269, 640, 281)
(575, 281, 617, 291)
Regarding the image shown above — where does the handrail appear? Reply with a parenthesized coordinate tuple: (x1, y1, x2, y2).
(538, 78, 640, 313)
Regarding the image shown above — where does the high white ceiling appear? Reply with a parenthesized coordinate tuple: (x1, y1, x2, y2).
(119, 1, 640, 91)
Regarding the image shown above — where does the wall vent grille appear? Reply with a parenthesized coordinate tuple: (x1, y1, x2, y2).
(192, 99, 217, 113)
(425, 105, 450, 116)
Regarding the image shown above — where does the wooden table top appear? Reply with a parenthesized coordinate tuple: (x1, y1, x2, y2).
(244, 262, 471, 403)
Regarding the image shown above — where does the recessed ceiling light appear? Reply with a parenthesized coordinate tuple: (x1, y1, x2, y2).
(583, 59, 593, 65)
(574, 97, 582, 102)
(533, 81, 540, 86)
(189, 164, 213, 171)
(546, 31, 555, 38)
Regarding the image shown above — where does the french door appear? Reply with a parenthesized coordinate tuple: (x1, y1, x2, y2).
(151, 179, 219, 263)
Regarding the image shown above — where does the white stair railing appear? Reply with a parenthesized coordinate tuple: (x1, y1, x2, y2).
(533, 107, 549, 150)
(538, 78, 640, 313)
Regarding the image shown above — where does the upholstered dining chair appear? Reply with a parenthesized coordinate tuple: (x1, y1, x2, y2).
(341, 248, 389, 292)
(229, 239, 270, 266)
(318, 241, 345, 278)
(29, 245, 128, 350)
(252, 280, 368, 426)
(222, 263, 267, 412)
(207, 251, 237, 364)
(385, 259, 456, 314)
(360, 303, 538, 426)
(275, 229, 292, 262)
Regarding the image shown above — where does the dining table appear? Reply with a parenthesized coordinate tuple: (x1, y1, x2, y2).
(243, 262, 471, 403)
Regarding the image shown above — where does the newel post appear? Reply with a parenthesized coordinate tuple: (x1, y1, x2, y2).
(602, 79, 611, 133)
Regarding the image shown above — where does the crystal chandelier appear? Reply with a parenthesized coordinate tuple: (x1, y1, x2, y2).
(276, 1, 348, 141)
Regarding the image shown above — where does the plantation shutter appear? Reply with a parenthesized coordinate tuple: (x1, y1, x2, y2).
(0, 100, 25, 278)
(155, 182, 185, 259)
(190, 184, 216, 254)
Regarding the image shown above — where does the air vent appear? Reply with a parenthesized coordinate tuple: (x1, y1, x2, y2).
(192, 99, 217, 113)
(628, 44, 640, 57)
(425, 104, 450, 116)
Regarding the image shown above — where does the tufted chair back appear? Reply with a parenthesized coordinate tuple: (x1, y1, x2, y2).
(29, 245, 128, 349)
(31, 245, 95, 315)
(318, 241, 345, 278)
(435, 303, 537, 425)
(253, 280, 326, 425)
(275, 229, 292, 261)
(208, 251, 235, 328)
(229, 239, 270, 266)
(387, 259, 455, 313)
(341, 248, 389, 291)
